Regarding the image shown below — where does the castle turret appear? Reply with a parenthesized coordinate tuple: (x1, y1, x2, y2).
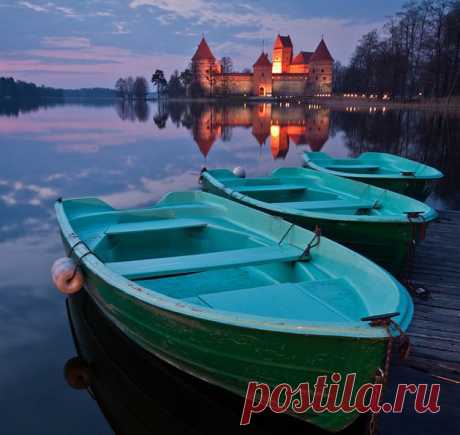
(272, 35, 293, 74)
(307, 39, 334, 95)
(253, 52, 272, 96)
(191, 37, 216, 96)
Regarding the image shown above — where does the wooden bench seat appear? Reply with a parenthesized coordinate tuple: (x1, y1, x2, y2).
(106, 245, 302, 280)
(105, 218, 208, 236)
(274, 199, 375, 211)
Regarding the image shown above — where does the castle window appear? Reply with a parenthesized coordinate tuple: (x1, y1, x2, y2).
(272, 60, 281, 74)
(323, 76, 326, 80)
(321, 69, 324, 73)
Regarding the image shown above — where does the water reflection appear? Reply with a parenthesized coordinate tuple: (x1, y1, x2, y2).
(0, 101, 458, 434)
(66, 291, 367, 435)
(330, 110, 460, 210)
(118, 102, 331, 159)
(112, 100, 459, 209)
(115, 99, 150, 123)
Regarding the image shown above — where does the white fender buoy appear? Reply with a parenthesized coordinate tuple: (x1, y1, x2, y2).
(64, 357, 91, 390)
(51, 257, 84, 295)
(233, 166, 246, 178)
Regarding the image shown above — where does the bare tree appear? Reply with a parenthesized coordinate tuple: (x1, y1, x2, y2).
(133, 76, 148, 99)
(220, 56, 234, 73)
(115, 78, 128, 98)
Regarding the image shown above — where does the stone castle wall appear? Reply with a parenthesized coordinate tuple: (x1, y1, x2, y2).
(214, 74, 253, 96)
(273, 75, 308, 96)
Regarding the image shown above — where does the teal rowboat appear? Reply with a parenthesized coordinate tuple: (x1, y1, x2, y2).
(304, 151, 443, 201)
(201, 168, 437, 275)
(56, 192, 412, 433)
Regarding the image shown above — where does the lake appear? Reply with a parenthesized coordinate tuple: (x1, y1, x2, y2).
(0, 100, 458, 434)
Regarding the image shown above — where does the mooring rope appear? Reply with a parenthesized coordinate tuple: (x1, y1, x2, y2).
(363, 314, 411, 435)
(67, 239, 94, 281)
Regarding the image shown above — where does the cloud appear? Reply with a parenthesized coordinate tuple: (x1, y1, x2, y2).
(19, 1, 48, 13)
(95, 11, 113, 17)
(54, 5, 78, 17)
(101, 172, 198, 208)
(113, 22, 130, 34)
(0, 179, 58, 207)
(42, 36, 91, 49)
(18, 1, 79, 17)
(129, 0, 380, 64)
(0, 36, 186, 87)
(129, 0, 260, 27)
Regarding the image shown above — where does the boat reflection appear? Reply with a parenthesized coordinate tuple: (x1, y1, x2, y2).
(65, 291, 367, 435)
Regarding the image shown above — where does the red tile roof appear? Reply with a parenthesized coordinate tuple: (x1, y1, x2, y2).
(252, 131, 269, 145)
(274, 34, 293, 48)
(292, 51, 313, 64)
(253, 52, 272, 68)
(310, 39, 333, 62)
(192, 38, 216, 61)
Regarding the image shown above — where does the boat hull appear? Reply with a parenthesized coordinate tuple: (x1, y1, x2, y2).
(330, 176, 434, 202)
(65, 237, 388, 433)
(303, 151, 443, 202)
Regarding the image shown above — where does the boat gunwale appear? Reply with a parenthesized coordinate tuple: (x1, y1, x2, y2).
(201, 169, 438, 224)
(55, 193, 412, 339)
(304, 151, 444, 180)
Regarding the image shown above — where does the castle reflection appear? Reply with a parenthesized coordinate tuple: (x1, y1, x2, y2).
(192, 103, 330, 159)
(150, 102, 331, 159)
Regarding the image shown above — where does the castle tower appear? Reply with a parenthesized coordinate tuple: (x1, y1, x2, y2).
(253, 52, 272, 96)
(307, 39, 334, 95)
(251, 103, 271, 146)
(193, 106, 219, 158)
(305, 109, 331, 151)
(272, 35, 293, 74)
(191, 37, 216, 96)
(271, 125, 289, 159)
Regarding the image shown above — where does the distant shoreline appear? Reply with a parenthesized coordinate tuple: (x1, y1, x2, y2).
(4, 94, 460, 113)
(166, 95, 460, 112)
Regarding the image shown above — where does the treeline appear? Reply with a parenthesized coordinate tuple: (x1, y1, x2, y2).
(148, 68, 194, 98)
(115, 76, 149, 99)
(334, 0, 460, 98)
(0, 77, 63, 99)
(63, 88, 116, 98)
(0, 77, 116, 101)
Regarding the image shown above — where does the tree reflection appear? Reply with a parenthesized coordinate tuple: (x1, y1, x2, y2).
(115, 99, 150, 122)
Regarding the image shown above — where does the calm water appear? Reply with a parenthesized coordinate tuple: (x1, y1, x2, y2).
(0, 100, 458, 434)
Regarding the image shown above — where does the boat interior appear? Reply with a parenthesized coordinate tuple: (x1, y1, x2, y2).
(306, 152, 438, 177)
(206, 168, 414, 217)
(66, 198, 383, 324)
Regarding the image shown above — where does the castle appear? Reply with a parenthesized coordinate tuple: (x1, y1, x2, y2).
(191, 35, 334, 97)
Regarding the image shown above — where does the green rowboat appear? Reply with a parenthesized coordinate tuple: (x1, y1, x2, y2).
(56, 192, 412, 432)
(201, 168, 437, 275)
(304, 151, 443, 201)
